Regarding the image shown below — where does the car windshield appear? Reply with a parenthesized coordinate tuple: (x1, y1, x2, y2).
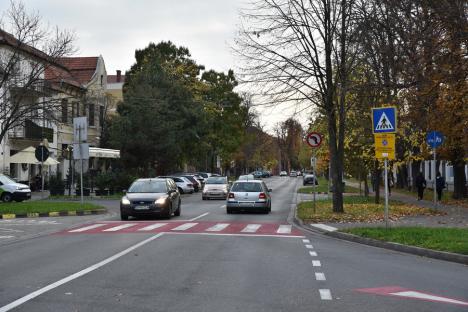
(231, 182, 262, 192)
(206, 177, 227, 184)
(128, 180, 167, 193)
(0, 175, 15, 185)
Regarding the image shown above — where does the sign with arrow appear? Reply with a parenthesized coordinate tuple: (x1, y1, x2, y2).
(372, 107, 397, 134)
(306, 132, 323, 148)
(426, 131, 444, 148)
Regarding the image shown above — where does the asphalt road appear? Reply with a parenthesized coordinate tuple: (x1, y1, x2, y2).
(0, 177, 467, 311)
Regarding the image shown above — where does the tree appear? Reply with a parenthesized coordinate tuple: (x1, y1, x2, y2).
(0, 0, 75, 147)
(236, 0, 360, 212)
(110, 41, 204, 175)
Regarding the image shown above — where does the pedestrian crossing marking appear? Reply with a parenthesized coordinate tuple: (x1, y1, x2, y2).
(375, 112, 394, 131)
(206, 223, 230, 232)
(62, 221, 303, 237)
(103, 223, 137, 232)
(138, 223, 168, 231)
(241, 224, 262, 233)
(171, 222, 198, 231)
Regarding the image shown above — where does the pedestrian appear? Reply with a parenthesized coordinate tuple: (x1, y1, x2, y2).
(415, 172, 426, 200)
(435, 171, 445, 201)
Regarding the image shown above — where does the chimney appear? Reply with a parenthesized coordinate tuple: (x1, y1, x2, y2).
(116, 70, 121, 82)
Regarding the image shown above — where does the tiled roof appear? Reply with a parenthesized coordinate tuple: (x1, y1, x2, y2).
(58, 57, 99, 84)
(44, 65, 83, 89)
(107, 75, 125, 84)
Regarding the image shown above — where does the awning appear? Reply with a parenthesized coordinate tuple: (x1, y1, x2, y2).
(89, 147, 120, 159)
(9, 146, 60, 165)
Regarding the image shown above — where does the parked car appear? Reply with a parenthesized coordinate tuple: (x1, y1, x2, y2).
(303, 174, 319, 186)
(296, 171, 303, 176)
(196, 172, 212, 179)
(120, 178, 181, 220)
(0, 174, 31, 202)
(251, 171, 263, 179)
(177, 175, 201, 192)
(202, 176, 229, 200)
(193, 174, 205, 188)
(238, 174, 255, 181)
(158, 176, 194, 194)
(226, 180, 272, 214)
(290, 171, 297, 177)
(279, 171, 288, 176)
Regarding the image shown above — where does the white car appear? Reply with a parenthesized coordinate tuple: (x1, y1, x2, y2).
(279, 171, 288, 176)
(238, 174, 255, 181)
(159, 176, 194, 194)
(0, 174, 31, 202)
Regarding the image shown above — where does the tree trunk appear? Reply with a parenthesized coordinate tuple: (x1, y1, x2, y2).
(452, 160, 467, 199)
(410, 160, 421, 191)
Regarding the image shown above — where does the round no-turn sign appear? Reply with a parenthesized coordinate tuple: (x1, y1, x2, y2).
(306, 132, 323, 148)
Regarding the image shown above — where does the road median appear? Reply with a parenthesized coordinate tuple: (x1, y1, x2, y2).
(0, 201, 107, 219)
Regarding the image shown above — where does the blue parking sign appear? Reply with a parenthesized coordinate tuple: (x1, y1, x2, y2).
(372, 107, 397, 134)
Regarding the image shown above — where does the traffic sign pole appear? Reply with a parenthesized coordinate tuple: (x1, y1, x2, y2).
(313, 150, 316, 214)
(433, 146, 437, 207)
(384, 157, 389, 229)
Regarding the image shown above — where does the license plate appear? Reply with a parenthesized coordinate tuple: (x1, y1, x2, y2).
(134, 205, 149, 210)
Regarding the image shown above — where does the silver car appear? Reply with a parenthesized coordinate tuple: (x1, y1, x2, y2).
(158, 176, 194, 194)
(202, 176, 229, 200)
(226, 180, 272, 214)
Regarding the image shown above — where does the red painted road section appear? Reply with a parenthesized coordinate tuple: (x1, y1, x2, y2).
(58, 221, 304, 237)
(355, 286, 468, 307)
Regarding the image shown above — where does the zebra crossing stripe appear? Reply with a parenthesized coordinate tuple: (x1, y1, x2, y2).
(69, 224, 106, 233)
(103, 223, 137, 232)
(138, 223, 168, 231)
(276, 225, 292, 234)
(171, 223, 198, 231)
(206, 223, 230, 232)
(241, 224, 262, 233)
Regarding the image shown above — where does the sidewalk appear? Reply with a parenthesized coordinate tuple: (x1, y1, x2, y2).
(296, 180, 467, 230)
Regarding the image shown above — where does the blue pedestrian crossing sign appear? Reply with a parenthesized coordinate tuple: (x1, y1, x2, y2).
(372, 107, 397, 134)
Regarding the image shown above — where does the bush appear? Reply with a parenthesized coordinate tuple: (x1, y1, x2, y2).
(110, 171, 136, 192)
(95, 172, 112, 191)
(49, 175, 65, 196)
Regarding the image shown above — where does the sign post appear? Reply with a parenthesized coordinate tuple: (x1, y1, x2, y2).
(426, 131, 444, 207)
(306, 132, 323, 214)
(35, 144, 49, 199)
(73, 117, 88, 205)
(372, 107, 397, 229)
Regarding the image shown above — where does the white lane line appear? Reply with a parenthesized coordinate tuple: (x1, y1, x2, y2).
(390, 291, 468, 306)
(0, 233, 165, 312)
(171, 223, 198, 231)
(305, 244, 314, 249)
(169, 232, 305, 239)
(319, 289, 332, 300)
(220, 205, 226, 208)
(0, 228, 23, 233)
(309, 251, 318, 257)
(137, 223, 168, 231)
(302, 239, 310, 243)
(241, 224, 262, 233)
(188, 212, 209, 221)
(276, 225, 292, 234)
(315, 273, 326, 281)
(310, 224, 338, 232)
(312, 260, 321, 267)
(0, 236, 14, 239)
(102, 223, 137, 232)
(205, 223, 230, 232)
(69, 224, 106, 233)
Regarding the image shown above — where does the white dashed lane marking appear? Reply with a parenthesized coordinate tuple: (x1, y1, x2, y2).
(0, 236, 14, 239)
(305, 244, 313, 249)
(206, 223, 230, 232)
(309, 251, 318, 257)
(315, 272, 326, 281)
(302, 239, 310, 243)
(319, 289, 332, 300)
(312, 260, 321, 267)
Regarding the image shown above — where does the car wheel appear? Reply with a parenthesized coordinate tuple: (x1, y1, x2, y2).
(178, 187, 184, 194)
(226, 207, 233, 214)
(120, 213, 128, 220)
(1, 193, 13, 203)
(165, 204, 172, 219)
(174, 201, 181, 216)
(202, 196, 206, 200)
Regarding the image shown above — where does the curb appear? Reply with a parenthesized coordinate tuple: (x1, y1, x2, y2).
(0, 209, 108, 219)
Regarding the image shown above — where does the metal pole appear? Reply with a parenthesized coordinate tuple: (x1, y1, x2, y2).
(433, 147, 437, 207)
(384, 158, 389, 229)
(79, 125, 84, 205)
(313, 151, 316, 214)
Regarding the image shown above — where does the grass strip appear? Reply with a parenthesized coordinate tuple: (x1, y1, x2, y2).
(344, 227, 468, 255)
(297, 196, 440, 223)
(0, 201, 105, 215)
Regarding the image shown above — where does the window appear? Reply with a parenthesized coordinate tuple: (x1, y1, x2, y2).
(99, 106, 104, 127)
(100, 75, 103, 86)
(89, 104, 95, 126)
(75, 103, 80, 117)
(61, 99, 68, 123)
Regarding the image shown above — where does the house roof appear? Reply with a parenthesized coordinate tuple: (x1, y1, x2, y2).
(44, 65, 83, 89)
(58, 57, 99, 84)
(107, 75, 125, 84)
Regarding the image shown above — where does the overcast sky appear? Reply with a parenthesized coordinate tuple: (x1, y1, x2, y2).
(0, 0, 310, 131)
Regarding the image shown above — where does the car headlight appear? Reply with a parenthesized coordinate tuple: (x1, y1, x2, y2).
(155, 196, 168, 205)
(121, 197, 131, 205)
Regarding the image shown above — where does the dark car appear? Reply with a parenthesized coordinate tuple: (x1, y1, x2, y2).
(303, 174, 319, 186)
(251, 171, 263, 179)
(120, 178, 181, 220)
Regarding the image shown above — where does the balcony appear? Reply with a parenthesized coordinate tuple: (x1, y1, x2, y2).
(8, 120, 54, 142)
